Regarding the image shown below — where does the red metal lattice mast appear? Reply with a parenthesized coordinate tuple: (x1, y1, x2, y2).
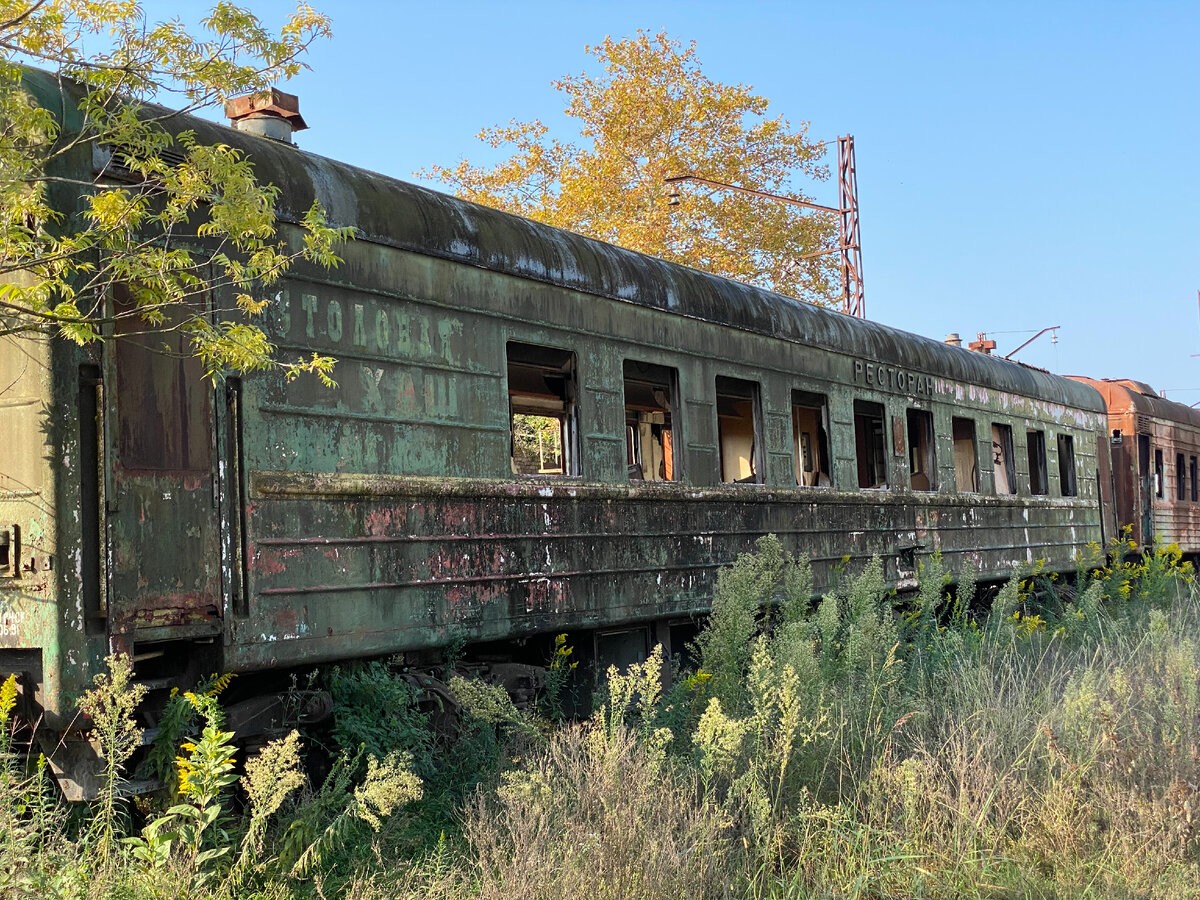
(665, 134, 866, 317)
(837, 135, 864, 319)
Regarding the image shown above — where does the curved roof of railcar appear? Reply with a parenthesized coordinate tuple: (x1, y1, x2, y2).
(1070, 377, 1200, 429)
(25, 68, 1103, 415)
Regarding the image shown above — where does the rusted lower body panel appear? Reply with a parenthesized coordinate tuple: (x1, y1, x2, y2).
(225, 471, 1100, 670)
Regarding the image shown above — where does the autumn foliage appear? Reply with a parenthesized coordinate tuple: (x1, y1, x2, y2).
(424, 31, 839, 305)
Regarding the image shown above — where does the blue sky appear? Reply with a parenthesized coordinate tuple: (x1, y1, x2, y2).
(164, 1, 1198, 397)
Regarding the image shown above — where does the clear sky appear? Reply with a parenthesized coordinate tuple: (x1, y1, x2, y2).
(160, 1, 1198, 397)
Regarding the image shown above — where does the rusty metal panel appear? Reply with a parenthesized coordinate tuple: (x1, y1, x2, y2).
(224, 471, 1099, 671)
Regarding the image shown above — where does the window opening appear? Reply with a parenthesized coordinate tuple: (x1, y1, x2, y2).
(793, 390, 831, 487)
(114, 286, 211, 471)
(623, 360, 677, 481)
(1057, 433, 1078, 497)
(906, 408, 936, 491)
(1179, 453, 1187, 501)
(1155, 449, 1164, 499)
(507, 342, 578, 476)
(854, 400, 888, 489)
(716, 376, 762, 484)
(1191, 456, 1198, 502)
(991, 423, 1017, 495)
(952, 417, 979, 492)
(1028, 430, 1048, 495)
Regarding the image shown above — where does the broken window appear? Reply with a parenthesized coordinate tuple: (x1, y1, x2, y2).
(906, 408, 936, 491)
(854, 400, 888, 489)
(716, 377, 762, 483)
(1179, 453, 1187, 501)
(952, 417, 979, 493)
(507, 341, 578, 476)
(1057, 433, 1078, 497)
(991, 423, 1017, 495)
(793, 390, 831, 487)
(623, 360, 677, 482)
(1155, 449, 1164, 499)
(1028, 430, 1049, 496)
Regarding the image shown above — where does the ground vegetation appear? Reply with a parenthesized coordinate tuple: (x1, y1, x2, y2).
(3, 535, 1200, 897)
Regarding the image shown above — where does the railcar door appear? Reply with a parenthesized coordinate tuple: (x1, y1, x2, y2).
(106, 295, 222, 651)
(1137, 433, 1153, 547)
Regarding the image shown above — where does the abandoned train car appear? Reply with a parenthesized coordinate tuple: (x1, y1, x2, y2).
(2, 71, 1114, 795)
(1070, 377, 1200, 557)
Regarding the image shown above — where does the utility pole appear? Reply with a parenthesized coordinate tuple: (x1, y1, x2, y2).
(665, 134, 864, 318)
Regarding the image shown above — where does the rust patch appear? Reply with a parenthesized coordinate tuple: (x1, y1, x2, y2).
(252, 547, 288, 576)
(127, 592, 218, 628)
(364, 506, 402, 537)
(522, 577, 568, 614)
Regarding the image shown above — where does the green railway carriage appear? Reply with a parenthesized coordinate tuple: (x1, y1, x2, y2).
(1, 69, 1113, 796)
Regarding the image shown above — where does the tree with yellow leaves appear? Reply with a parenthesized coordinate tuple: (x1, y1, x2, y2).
(0, 1, 350, 380)
(424, 31, 837, 305)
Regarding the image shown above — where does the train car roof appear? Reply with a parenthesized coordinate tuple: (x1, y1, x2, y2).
(1069, 377, 1200, 429)
(25, 68, 1103, 414)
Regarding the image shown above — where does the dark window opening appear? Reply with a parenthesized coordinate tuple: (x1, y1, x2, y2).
(1191, 456, 1198, 503)
(906, 408, 936, 491)
(1028, 430, 1049, 496)
(507, 342, 578, 476)
(716, 376, 762, 484)
(991, 423, 1017, 495)
(952, 417, 979, 492)
(114, 286, 211, 471)
(624, 360, 677, 482)
(1057, 433, 1078, 497)
(1155, 449, 1164, 499)
(854, 400, 888, 489)
(793, 390, 831, 487)
(1179, 453, 1187, 501)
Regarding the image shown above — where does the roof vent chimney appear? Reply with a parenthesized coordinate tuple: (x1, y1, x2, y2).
(225, 88, 308, 144)
(968, 332, 997, 354)
(944, 332, 962, 348)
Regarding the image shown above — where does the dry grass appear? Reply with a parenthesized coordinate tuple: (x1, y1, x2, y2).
(7, 544, 1200, 899)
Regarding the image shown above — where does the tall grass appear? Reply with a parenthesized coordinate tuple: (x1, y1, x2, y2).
(4, 537, 1200, 898)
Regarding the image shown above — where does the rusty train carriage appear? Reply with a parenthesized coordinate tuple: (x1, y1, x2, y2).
(1070, 377, 1200, 553)
(2, 70, 1114, 796)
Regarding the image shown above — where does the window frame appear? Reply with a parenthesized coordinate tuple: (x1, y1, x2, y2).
(951, 416, 980, 493)
(1057, 433, 1078, 497)
(715, 375, 764, 485)
(792, 389, 832, 488)
(1028, 429, 1049, 496)
(622, 359, 680, 483)
(906, 407, 936, 491)
(853, 399, 889, 489)
(506, 341, 580, 478)
(991, 422, 1017, 495)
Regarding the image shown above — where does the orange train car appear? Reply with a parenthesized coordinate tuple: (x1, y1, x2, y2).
(1070, 377, 1200, 557)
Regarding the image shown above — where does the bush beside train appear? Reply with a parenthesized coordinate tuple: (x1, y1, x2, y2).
(0, 70, 1192, 796)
